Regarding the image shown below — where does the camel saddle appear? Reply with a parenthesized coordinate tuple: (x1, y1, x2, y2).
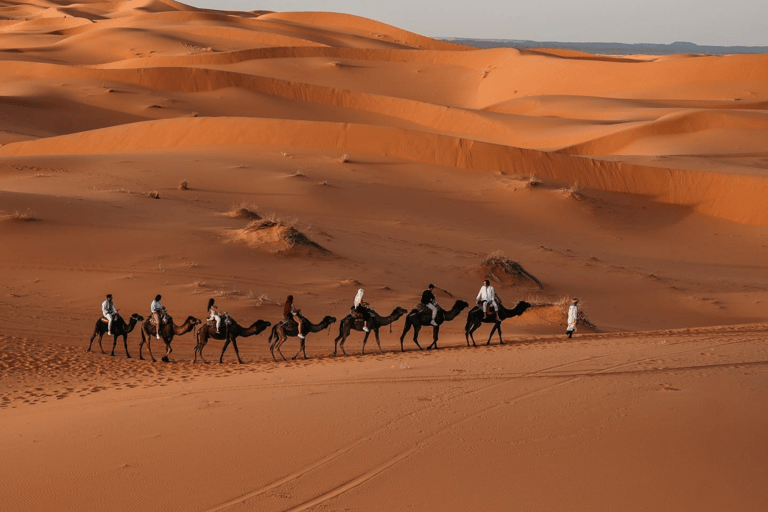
(350, 304, 373, 318)
(207, 313, 232, 327)
(150, 313, 171, 326)
(100, 313, 121, 323)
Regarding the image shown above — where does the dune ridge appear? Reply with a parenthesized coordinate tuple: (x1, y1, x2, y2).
(3, 117, 767, 225)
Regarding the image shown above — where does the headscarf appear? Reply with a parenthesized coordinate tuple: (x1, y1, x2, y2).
(354, 289, 365, 308)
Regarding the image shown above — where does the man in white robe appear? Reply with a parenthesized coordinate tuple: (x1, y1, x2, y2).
(476, 280, 498, 319)
(567, 298, 579, 338)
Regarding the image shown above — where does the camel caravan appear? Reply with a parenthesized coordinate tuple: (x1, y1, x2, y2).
(87, 280, 564, 364)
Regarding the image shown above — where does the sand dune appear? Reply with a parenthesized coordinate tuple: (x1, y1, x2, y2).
(1, 1, 767, 511)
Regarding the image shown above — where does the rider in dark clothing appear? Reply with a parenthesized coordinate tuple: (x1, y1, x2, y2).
(421, 284, 439, 326)
(421, 286, 436, 305)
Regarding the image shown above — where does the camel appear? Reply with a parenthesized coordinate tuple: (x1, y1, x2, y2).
(400, 300, 469, 351)
(139, 314, 201, 362)
(87, 313, 143, 357)
(464, 299, 532, 346)
(193, 317, 271, 364)
(267, 315, 336, 361)
(334, 306, 408, 356)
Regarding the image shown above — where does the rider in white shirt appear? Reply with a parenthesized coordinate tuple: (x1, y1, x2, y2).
(102, 294, 116, 335)
(151, 294, 164, 339)
(476, 280, 498, 318)
(207, 298, 222, 334)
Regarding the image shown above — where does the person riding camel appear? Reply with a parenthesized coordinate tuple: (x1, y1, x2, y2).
(150, 294, 165, 339)
(421, 284, 439, 326)
(207, 298, 222, 334)
(353, 288, 372, 332)
(282, 295, 305, 339)
(476, 280, 498, 319)
(102, 294, 117, 336)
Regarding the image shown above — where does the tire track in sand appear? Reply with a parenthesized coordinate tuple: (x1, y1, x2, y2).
(203, 330, 763, 512)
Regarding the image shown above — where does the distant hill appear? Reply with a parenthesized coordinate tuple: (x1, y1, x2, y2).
(441, 38, 768, 55)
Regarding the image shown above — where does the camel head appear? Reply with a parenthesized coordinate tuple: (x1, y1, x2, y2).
(392, 307, 408, 317)
(186, 316, 202, 326)
(455, 300, 469, 311)
(249, 319, 271, 333)
(322, 315, 337, 325)
(131, 313, 144, 321)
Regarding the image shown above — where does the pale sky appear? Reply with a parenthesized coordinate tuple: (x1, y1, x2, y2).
(182, 0, 767, 46)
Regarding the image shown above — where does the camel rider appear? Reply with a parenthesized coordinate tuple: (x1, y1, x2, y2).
(150, 294, 165, 339)
(283, 295, 305, 339)
(102, 294, 117, 336)
(353, 288, 372, 332)
(566, 298, 579, 338)
(477, 280, 498, 319)
(421, 284, 439, 327)
(207, 298, 222, 334)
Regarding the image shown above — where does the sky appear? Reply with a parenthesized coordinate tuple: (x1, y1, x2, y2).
(182, 0, 767, 47)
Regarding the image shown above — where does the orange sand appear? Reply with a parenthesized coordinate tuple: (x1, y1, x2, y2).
(1, 2, 767, 511)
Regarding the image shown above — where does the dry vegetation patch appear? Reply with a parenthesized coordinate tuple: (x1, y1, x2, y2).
(230, 213, 330, 256)
(477, 251, 543, 288)
(225, 202, 261, 220)
(2, 210, 41, 222)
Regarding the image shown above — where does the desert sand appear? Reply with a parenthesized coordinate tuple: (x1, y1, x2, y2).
(1, 1, 767, 511)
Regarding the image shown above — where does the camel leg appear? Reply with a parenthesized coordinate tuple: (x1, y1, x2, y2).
(230, 338, 243, 364)
(88, 324, 106, 354)
(335, 327, 349, 357)
(221, 337, 242, 364)
(412, 324, 424, 350)
(195, 331, 209, 363)
(400, 319, 412, 352)
(219, 338, 231, 363)
(361, 330, 371, 355)
(372, 329, 383, 354)
(340, 333, 349, 356)
(139, 328, 148, 361)
(145, 329, 157, 362)
(292, 336, 306, 360)
(87, 328, 98, 352)
(161, 340, 172, 362)
(427, 326, 440, 350)
(333, 334, 342, 357)
(96, 331, 107, 354)
(110, 334, 119, 356)
(121, 333, 131, 358)
(147, 337, 156, 362)
(495, 322, 504, 345)
(275, 336, 288, 361)
(466, 319, 481, 347)
(468, 325, 477, 347)
(465, 318, 478, 347)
